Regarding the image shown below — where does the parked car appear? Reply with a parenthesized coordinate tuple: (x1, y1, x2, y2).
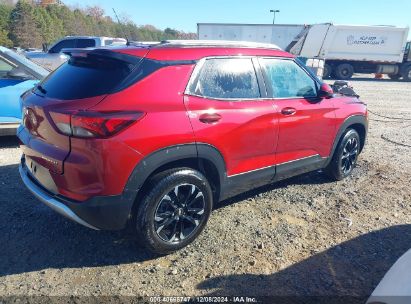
(18, 40, 368, 254)
(25, 36, 127, 70)
(0, 46, 49, 136)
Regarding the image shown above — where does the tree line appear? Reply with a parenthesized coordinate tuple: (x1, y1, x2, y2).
(0, 0, 197, 49)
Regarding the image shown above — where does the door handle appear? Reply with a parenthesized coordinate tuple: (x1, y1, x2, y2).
(281, 107, 297, 116)
(199, 113, 222, 124)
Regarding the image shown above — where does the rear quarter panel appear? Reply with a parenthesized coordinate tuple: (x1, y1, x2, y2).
(62, 64, 196, 199)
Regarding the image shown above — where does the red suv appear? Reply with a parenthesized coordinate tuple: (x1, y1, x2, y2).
(18, 41, 368, 254)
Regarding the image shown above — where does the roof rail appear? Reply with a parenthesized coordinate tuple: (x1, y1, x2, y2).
(157, 40, 282, 50)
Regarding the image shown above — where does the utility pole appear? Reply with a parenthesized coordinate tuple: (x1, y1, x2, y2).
(270, 9, 280, 24)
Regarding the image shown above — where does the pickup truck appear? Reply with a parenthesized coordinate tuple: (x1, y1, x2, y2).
(25, 36, 127, 71)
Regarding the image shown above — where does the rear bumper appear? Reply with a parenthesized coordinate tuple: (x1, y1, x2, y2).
(19, 160, 137, 230)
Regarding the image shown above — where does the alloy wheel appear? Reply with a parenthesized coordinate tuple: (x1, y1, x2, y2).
(154, 184, 205, 243)
(341, 137, 359, 174)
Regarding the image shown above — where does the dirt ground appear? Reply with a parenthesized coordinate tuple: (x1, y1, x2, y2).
(0, 76, 410, 302)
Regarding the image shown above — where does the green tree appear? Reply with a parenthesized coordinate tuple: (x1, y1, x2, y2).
(0, 3, 13, 46)
(3, 1, 196, 48)
(9, 0, 42, 48)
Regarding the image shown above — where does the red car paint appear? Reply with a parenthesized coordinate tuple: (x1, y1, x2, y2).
(18, 43, 367, 228)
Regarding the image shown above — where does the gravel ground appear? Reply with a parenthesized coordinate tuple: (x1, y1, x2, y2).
(0, 76, 410, 301)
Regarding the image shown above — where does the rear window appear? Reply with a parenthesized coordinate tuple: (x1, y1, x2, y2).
(36, 53, 140, 100)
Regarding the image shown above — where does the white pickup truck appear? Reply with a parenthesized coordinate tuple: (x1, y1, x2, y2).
(25, 36, 127, 71)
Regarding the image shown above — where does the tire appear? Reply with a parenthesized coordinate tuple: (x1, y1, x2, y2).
(334, 63, 354, 80)
(135, 168, 213, 254)
(325, 129, 361, 181)
(401, 65, 411, 82)
(323, 64, 332, 79)
(388, 74, 401, 80)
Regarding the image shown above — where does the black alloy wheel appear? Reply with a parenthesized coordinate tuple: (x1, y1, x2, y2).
(136, 168, 213, 254)
(341, 137, 359, 175)
(154, 184, 206, 243)
(325, 128, 361, 181)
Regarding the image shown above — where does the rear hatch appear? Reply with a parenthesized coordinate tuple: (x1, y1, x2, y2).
(20, 48, 147, 174)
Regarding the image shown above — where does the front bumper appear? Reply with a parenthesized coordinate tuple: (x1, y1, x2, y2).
(19, 161, 137, 230)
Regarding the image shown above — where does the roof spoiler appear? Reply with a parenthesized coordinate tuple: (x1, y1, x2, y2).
(61, 48, 143, 65)
(61, 48, 95, 57)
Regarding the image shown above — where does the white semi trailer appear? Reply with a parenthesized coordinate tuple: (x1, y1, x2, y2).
(198, 23, 411, 81)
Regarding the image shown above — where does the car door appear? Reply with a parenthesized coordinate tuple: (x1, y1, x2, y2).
(184, 57, 279, 179)
(258, 57, 337, 177)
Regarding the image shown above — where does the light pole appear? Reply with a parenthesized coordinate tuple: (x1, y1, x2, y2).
(270, 9, 280, 24)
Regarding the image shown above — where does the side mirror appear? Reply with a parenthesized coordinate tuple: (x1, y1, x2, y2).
(318, 83, 334, 99)
(42, 43, 49, 53)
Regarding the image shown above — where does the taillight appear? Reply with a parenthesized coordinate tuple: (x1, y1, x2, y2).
(49, 111, 144, 138)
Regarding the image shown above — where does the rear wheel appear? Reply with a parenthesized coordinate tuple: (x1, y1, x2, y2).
(135, 168, 213, 254)
(325, 129, 360, 181)
(334, 63, 354, 80)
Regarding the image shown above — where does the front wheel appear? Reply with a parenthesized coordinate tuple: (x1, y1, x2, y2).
(325, 129, 361, 181)
(334, 63, 354, 80)
(135, 168, 213, 254)
(323, 64, 332, 79)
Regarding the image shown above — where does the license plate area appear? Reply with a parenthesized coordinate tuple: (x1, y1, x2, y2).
(25, 156, 58, 194)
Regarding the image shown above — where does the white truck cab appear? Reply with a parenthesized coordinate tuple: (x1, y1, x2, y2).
(25, 36, 127, 71)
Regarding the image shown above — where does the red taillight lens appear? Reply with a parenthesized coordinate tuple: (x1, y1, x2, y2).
(49, 111, 144, 138)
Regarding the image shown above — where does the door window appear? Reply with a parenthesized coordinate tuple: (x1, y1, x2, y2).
(188, 58, 260, 99)
(49, 39, 76, 53)
(260, 58, 318, 98)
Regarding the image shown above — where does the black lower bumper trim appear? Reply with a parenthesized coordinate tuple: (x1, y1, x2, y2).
(20, 161, 137, 231)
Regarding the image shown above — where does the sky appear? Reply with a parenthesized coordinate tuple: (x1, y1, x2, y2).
(64, 0, 411, 38)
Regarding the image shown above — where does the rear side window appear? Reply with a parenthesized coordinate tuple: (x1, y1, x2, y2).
(188, 58, 260, 99)
(260, 58, 318, 98)
(76, 39, 96, 48)
(37, 53, 139, 100)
